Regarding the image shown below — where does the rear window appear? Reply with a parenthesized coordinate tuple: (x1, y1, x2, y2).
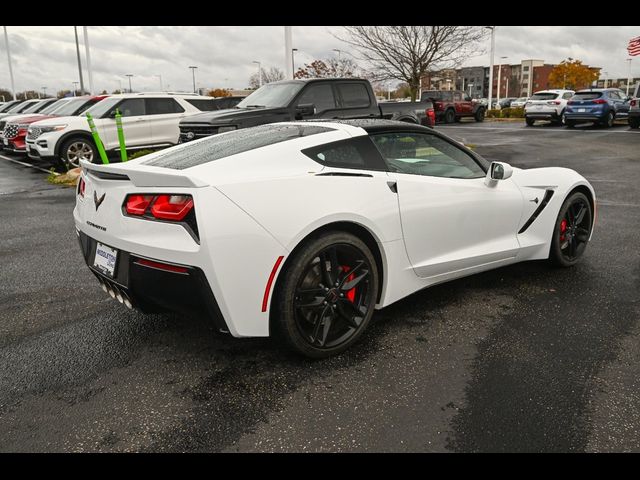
(337, 83, 371, 108)
(572, 92, 603, 101)
(530, 93, 559, 101)
(143, 124, 335, 170)
(185, 98, 217, 111)
(421, 91, 442, 101)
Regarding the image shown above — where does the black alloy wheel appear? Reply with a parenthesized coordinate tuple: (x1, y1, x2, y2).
(274, 232, 379, 358)
(550, 192, 593, 267)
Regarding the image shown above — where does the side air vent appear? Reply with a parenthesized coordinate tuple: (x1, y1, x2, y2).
(518, 189, 554, 234)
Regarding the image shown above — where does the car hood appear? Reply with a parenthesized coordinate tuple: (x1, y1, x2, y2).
(181, 106, 288, 125)
(4, 114, 55, 125)
(30, 115, 84, 127)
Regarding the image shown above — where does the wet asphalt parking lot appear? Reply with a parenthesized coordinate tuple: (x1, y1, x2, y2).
(0, 120, 639, 452)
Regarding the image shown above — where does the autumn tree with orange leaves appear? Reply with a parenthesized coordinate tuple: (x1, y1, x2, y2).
(548, 59, 599, 90)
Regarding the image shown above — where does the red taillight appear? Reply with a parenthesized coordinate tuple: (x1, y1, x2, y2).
(567, 101, 575, 105)
(125, 194, 154, 216)
(135, 258, 188, 274)
(593, 99, 606, 104)
(124, 194, 194, 221)
(150, 195, 194, 221)
(78, 176, 86, 197)
(426, 107, 436, 125)
(630, 100, 636, 107)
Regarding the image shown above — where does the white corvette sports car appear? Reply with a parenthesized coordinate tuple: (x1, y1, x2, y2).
(74, 120, 596, 357)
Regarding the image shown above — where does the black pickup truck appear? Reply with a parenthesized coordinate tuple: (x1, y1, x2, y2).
(179, 78, 435, 142)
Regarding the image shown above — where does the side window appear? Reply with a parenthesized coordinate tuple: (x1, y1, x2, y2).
(371, 132, 485, 179)
(609, 91, 621, 100)
(302, 137, 387, 171)
(442, 91, 453, 102)
(296, 84, 337, 113)
(146, 98, 185, 115)
(453, 91, 462, 102)
(562, 92, 574, 100)
(77, 99, 98, 115)
(337, 83, 371, 108)
(114, 99, 145, 117)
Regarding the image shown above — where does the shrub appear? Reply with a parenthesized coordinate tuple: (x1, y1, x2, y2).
(500, 107, 525, 118)
(486, 109, 501, 118)
(128, 149, 160, 160)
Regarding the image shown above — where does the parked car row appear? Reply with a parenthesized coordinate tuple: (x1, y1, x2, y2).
(0, 93, 230, 167)
(525, 87, 638, 129)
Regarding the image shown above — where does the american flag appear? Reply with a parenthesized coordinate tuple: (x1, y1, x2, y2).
(629, 36, 640, 56)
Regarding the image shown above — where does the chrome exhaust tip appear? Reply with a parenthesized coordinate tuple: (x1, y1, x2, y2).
(108, 287, 116, 299)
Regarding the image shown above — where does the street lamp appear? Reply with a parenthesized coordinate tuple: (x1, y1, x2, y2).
(125, 74, 134, 93)
(252, 61, 262, 88)
(42, 86, 47, 98)
(3, 27, 17, 100)
(603, 71, 609, 89)
(485, 26, 495, 110)
(189, 66, 198, 94)
(292, 48, 298, 77)
(497, 56, 507, 105)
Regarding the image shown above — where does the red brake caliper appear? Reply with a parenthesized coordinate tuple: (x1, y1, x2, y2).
(341, 266, 356, 303)
(560, 219, 567, 242)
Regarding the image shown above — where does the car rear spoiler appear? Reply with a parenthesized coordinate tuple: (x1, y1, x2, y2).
(80, 160, 208, 188)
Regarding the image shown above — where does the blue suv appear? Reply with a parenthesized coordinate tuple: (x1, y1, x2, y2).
(564, 88, 630, 128)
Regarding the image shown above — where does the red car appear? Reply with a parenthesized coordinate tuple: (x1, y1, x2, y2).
(1, 95, 108, 154)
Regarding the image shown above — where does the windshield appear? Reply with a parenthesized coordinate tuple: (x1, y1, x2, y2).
(0, 102, 19, 113)
(6, 101, 37, 114)
(84, 97, 122, 118)
(530, 93, 558, 101)
(47, 98, 92, 116)
(38, 100, 65, 115)
(22, 100, 50, 114)
(237, 82, 303, 108)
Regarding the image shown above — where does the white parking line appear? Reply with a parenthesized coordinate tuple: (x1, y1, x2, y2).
(0, 153, 58, 175)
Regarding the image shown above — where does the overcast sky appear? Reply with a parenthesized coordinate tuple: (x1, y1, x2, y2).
(0, 26, 638, 95)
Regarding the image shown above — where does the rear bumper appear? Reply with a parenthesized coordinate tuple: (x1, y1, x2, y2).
(77, 230, 230, 333)
(525, 111, 561, 120)
(564, 113, 604, 122)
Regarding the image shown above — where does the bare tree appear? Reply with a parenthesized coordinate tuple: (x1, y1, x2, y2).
(249, 66, 285, 89)
(337, 26, 487, 100)
(294, 57, 360, 79)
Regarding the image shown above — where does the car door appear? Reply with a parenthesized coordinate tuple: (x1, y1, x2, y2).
(145, 97, 186, 145)
(98, 98, 151, 150)
(611, 91, 630, 117)
(372, 131, 524, 279)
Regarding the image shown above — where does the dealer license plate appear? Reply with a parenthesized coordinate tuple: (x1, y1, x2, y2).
(94, 242, 118, 278)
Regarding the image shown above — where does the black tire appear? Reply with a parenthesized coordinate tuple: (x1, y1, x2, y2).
(274, 231, 379, 358)
(565, 120, 576, 128)
(525, 117, 535, 127)
(444, 109, 455, 124)
(601, 111, 614, 128)
(59, 136, 97, 169)
(629, 117, 640, 129)
(474, 108, 485, 122)
(555, 109, 566, 126)
(549, 192, 592, 267)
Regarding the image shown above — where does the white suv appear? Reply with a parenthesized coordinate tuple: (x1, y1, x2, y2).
(26, 93, 215, 167)
(524, 89, 575, 126)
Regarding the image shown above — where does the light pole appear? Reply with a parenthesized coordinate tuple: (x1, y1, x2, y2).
(284, 26, 293, 79)
(497, 56, 507, 105)
(485, 26, 495, 110)
(603, 71, 609, 89)
(252, 61, 262, 88)
(125, 74, 133, 93)
(155, 74, 163, 91)
(3, 27, 16, 100)
(42, 86, 47, 98)
(333, 48, 342, 75)
(291, 48, 298, 78)
(83, 26, 94, 95)
(189, 66, 198, 94)
(74, 26, 85, 95)
(626, 59, 633, 96)
(72, 82, 79, 96)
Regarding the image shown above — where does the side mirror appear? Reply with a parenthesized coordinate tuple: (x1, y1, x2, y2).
(485, 161, 513, 186)
(296, 103, 316, 118)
